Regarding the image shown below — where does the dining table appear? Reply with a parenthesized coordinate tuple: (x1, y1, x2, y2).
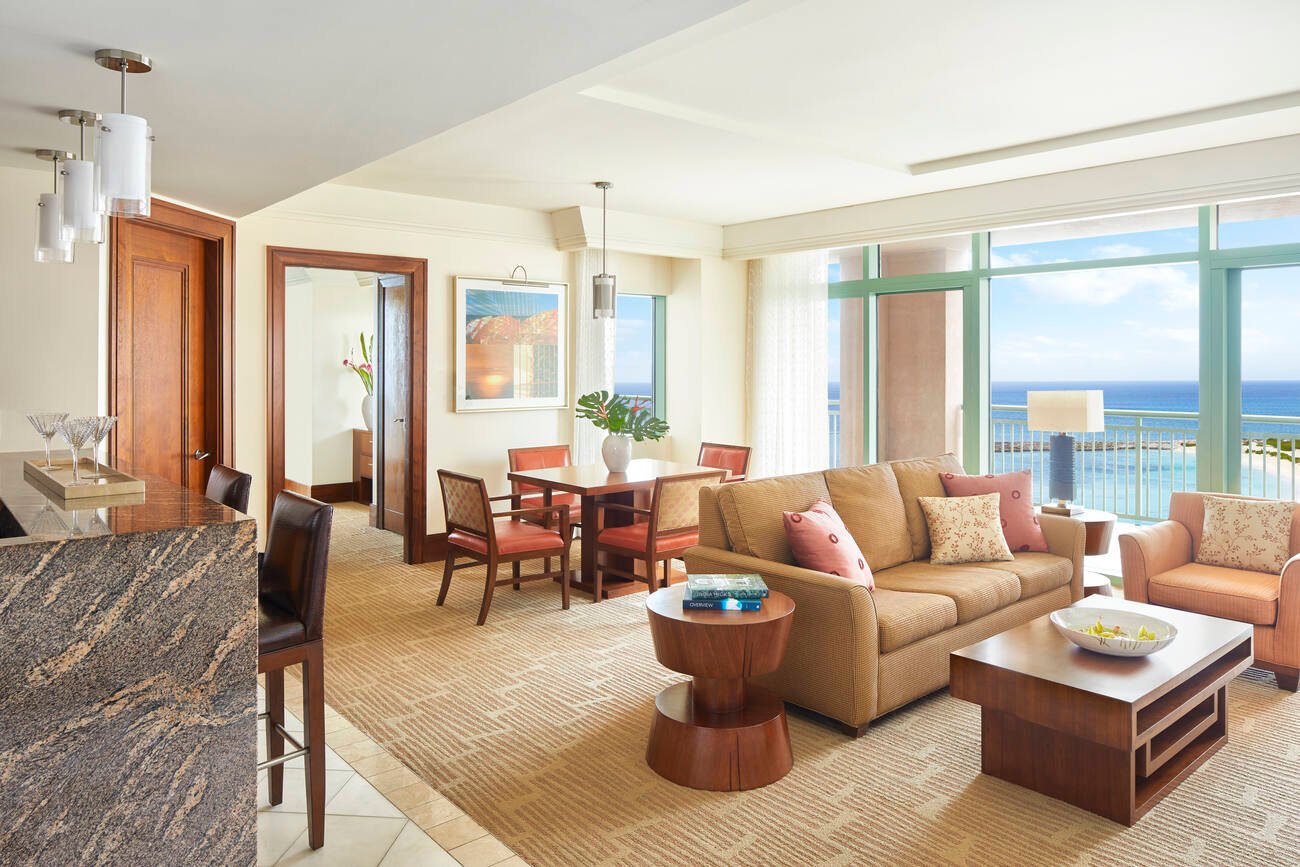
(505, 458, 707, 599)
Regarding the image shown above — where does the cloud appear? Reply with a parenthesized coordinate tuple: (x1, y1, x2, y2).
(1011, 264, 1196, 308)
(1091, 243, 1151, 259)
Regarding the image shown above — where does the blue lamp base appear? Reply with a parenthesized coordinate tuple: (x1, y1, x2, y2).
(1041, 433, 1083, 516)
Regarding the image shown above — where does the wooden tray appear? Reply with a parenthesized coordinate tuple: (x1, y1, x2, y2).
(24, 459, 146, 501)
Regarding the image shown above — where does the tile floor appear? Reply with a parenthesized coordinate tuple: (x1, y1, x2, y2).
(256, 687, 527, 867)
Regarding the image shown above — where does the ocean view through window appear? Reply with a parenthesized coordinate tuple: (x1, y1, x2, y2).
(613, 293, 663, 418)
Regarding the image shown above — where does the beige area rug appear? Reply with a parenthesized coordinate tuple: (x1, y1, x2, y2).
(320, 503, 1300, 866)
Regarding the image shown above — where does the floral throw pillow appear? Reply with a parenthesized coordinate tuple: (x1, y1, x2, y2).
(918, 493, 1014, 565)
(1196, 496, 1294, 575)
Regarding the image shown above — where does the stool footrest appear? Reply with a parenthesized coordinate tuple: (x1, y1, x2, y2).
(257, 711, 308, 770)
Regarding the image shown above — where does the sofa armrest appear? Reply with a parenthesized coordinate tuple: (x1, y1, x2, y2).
(1039, 513, 1087, 601)
(1273, 554, 1300, 667)
(683, 545, 880, 729)
(1117, 520, 1193, 603)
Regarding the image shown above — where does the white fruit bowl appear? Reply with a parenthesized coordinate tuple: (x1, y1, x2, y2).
(1050, 608, 1178, 657)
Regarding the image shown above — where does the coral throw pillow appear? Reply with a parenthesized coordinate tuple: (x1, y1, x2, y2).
(782, 500, 874, 589)
(1197, 496, 1295, 574)
(940, 469, 1048, 553)
(918, 493, 1015, 565)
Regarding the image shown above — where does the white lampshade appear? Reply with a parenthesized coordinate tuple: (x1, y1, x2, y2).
(61, 158, 103, 243)
(35, 193, 74, 263)
(95, 113, 151, 217)
(1027, 390, 1104, 433)
(593, 273, 616, 319)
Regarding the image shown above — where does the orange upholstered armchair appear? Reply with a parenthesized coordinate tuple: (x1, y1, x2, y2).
(1120, 491, 1300, 690)
(508, 444, 580, 523)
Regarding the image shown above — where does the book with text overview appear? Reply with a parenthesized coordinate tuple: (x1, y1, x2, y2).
(682, 588, 763, 611)
(685, 573, 769, 600)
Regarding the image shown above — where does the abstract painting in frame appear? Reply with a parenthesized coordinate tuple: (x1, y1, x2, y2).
(454, 276, 567, 412)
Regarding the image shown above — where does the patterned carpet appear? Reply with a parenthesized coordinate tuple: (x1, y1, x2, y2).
(319, 503, 1300, 866)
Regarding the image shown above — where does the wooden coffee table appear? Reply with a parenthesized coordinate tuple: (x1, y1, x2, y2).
(644, 585, 795, 791)
(950, 596, 1252, 825)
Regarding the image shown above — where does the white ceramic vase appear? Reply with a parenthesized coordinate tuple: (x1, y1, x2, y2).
(361, 393, 374, 432)
(601, 433, 632, 472)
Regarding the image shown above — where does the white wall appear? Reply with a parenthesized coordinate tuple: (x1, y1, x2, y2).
(311, 275, 374, 485)
(283, 278, 313, 484)
(0, 166, 102, 450)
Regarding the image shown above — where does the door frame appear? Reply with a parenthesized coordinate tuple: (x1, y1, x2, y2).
(108, 198, 236, 470)
(267, 246, 428, 564)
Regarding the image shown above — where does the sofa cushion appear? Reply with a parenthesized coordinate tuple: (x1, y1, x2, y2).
(872, 588, 958, 654)
(715, 471, 830, 563)
(1196, 495, 1295, 575)
(872, 560, 1021, 623)
(919, 493, 1015, 565)
(824, 463, 913, 571)
(971, 552, 1072, 599)
(891, 453, 965, 561)
(1148, 562, 1280, 625)
(783, 500, 874, 588)
(940, 469, 1048, 553)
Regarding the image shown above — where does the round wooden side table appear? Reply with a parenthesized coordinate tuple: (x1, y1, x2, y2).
(1041, 508, 1118, 597)
(644, 585, 795, 791)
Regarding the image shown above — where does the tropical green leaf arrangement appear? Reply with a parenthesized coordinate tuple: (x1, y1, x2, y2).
(576, 390, 669, 442)
(342, 331, 375, 396)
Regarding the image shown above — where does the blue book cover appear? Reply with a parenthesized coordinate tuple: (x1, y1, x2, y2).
(685, 573, 769, 600)
(682, 588, 763, 611)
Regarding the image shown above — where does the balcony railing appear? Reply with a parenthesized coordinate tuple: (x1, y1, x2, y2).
(826, 400, 1299, 521)
(992, 404, 1300, 522)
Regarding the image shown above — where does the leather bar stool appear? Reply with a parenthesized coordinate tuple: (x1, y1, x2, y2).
(257, 491, 333, 849)
(205, 464, 252, 513)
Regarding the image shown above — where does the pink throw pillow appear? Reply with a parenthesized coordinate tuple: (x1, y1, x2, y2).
(782, 500, 874, 589)
(939, 470, 1047, 553)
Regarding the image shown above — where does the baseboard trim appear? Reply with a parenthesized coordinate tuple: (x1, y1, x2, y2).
(311, 482, 359, 503)
(284, 478, 310, 495)
(420, 533, 448, 562)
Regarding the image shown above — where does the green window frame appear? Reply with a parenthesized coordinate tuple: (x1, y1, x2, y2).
(830, 200, 1300, 494)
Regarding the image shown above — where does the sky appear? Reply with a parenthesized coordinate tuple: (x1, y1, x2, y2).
(613, 293, 655, 390)
(827, 213, 1300, 383)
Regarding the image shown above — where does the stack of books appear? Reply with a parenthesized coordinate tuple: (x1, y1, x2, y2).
(682, 574, 769, 611)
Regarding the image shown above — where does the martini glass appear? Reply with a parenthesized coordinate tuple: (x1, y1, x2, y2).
(86, 416, 118, 479)
(26, 412, 68, 470)
(56, 416, 99, 485)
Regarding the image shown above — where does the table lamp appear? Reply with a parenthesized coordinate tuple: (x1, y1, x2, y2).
(1027, 390, 1104, 516)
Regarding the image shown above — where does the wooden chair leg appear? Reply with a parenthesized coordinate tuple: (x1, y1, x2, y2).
(265, 666, 285, 806)
(662, 559, 671, 588)
(512, 560, 521, 590)
(437, 549, 455, 606)
(593, 551, 604, 603)
(302, 645, 326, 849)
(478, 556, 498, 626)
(560, 547, 571, 611)
(644, 558, 657, 592)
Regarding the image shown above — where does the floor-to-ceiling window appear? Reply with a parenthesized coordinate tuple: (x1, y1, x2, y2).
(826, 192, 1300, 519)
(613, 293, 666, 419)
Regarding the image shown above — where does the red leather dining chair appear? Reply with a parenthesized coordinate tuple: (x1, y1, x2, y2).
(437, 469, 573, 625)
(507, 445, 580, 525)
(592, 469, 726, 600)
(259, 491, 333, 850)
(206, 463, 252, 513)
(698, 442, 752, 482)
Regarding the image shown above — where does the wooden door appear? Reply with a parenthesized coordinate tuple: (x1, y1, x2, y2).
(112, 220, 219, 489)
(377, 274, 409, 533)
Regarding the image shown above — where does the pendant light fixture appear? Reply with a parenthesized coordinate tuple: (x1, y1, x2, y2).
(592, 181, 616, 319)
(93, 48, 153, 218)
(34, 150, 75, 264)
(58, 109, 104, 243)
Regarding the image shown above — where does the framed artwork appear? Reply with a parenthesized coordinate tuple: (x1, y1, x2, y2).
(454, 276, 567, 412)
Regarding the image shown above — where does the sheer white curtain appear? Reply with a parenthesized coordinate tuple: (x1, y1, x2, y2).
(748, 250, 830, 477)
(571, 248, 615, 463)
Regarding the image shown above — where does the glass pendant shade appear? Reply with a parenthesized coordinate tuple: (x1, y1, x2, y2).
(95, 113, 151, 217)
(593, 273, 616, 319)
(60, 159, 103, 243)
(35, 194, 74, 263)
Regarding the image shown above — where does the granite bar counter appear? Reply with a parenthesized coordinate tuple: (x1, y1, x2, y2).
(0, 451, 256, 865)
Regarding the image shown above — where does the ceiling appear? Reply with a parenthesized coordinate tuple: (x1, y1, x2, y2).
(337, 0, 1300, 226)
(0, 0, 746, 216)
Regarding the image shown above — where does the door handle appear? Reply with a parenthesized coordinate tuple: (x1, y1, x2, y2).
(393, 418, 405, 423)
(193, 449, 210, 461)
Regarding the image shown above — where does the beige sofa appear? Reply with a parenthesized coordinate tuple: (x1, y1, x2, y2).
(684, 454, 1086, 735)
